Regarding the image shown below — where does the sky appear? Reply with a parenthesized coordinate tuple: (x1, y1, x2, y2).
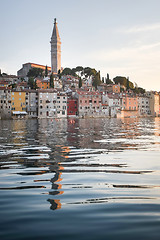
(0, 0, 160, 91)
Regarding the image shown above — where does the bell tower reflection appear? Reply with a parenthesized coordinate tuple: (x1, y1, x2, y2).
(47, 146, 71, 211)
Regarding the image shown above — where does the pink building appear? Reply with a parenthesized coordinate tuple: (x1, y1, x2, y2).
(74, 90, 102, 117)
(119, 93, 138, 117)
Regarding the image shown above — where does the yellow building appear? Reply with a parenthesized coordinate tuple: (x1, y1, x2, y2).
(11, 91, 27, 118)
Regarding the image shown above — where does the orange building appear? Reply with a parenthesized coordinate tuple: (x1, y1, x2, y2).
(36, 78, 50, 89)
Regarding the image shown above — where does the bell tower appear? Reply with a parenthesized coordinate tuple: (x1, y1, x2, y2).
(50, 18, 61, 74)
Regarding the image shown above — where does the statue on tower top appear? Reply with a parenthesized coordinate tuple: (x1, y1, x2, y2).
(54, 18, 57, 24)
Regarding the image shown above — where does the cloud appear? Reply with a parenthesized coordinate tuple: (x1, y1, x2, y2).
(119, 22, 160, 33)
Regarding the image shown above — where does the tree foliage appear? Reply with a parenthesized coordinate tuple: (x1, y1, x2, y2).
(79, 77, 82, 88)
(50, 74, 54, 88)
(106, 73, 113, 84)
(27, 68, 43, 78)
(113, 76, 134, 89)
(92, 71, 101, 89)
(45, 65, 48, 77)
(61, 68, 76, 76)
(28, 77, 37, 89)
(133, 87, 145, 94)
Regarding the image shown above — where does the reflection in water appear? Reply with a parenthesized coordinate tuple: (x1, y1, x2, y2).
(0, 118, 160, 239)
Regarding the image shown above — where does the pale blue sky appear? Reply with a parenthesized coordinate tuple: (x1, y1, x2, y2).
(0, 0, 160, 90)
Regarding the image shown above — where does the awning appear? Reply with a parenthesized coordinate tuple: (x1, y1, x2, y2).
(12, 111, 27, 115)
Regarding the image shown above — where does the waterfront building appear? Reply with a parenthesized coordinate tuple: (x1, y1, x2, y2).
(50, 18, 61, 74)
(11, 90, 27, 118)
(138, 96, 151, 116)
(56, 93, 67, 118)
(38, 89, 57, 118)
(102, 93, 120, 117)
(0, 87, 12, 119)
(74, 90, 102, 117)
(25, 90, 38, 118)
(119, 93, 138, 118)
(146, 92, 159, 117)
(67, 97, 78, 117)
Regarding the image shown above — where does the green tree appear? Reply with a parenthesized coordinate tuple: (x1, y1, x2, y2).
(45, 65, 48, 77)
(92, 71, 101, 89)
(126, 77, 130, 90)
(50, 74, 54, 88)
(79, 77, 82, 88)
(28, 77, 36, 89)
(133, 87, 145, 94)
(61, 68, 72, 75)
(27, 68, 43, 77)
(106, 73, 113, 84)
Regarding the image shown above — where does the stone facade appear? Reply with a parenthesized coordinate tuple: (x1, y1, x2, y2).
(25, 90, 38, 118)
(38, 90, 57, 118)
(50, 18, 61, 74)
(138, 96, 151, 116)
(0, 88, 12, 119)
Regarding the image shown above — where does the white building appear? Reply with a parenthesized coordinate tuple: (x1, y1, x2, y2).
(25, 90, 38, 118)
(138, 96, 151, 116)
(146, 91, 159, 117)
(102, 93, 120, 117)
(38, 89, 57, 118)
(56, 93, 67, 118)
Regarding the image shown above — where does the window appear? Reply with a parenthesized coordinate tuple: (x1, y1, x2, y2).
(12, 92, 14, 95)
(12, 97, 14, 100)
(19, 98, 21, 101)
(19, 92, 21, 96)
(40, 106, 43, 109)
(62, 111, 65, 115)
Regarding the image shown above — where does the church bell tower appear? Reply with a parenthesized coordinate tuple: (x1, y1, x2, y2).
(50, 18, 61, 74)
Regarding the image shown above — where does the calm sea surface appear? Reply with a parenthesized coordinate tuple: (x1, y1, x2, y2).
(0, 117, 160, 240)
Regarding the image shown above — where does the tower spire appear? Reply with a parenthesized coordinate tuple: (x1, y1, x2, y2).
(50, 18, 61, 74)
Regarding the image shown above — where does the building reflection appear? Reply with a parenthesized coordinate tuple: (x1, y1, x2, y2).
(47, 147, 69, 211)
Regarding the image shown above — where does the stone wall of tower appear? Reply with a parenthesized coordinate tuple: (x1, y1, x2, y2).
(50, 19, 61, 74)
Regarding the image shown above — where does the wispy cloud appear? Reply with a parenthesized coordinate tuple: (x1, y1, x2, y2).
(119, 22, 160, 33)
